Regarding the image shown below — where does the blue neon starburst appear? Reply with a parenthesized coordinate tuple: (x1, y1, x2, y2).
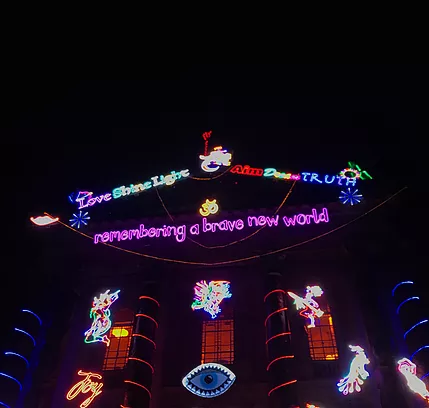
(69, 211, 90, 228)
(339, 188, 363, 205)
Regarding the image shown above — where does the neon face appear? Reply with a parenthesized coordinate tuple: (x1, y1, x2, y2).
(84, 290, 120, 346)
(199, 146, 232, 172)
(397, 358, 429, 402)
(191, 280, 232, 319)
(182, 363, 236, 398)
(337, 345, 370, 395)
(199, 199, 219, 216)
(66, 370, 103, 408)
(230, 164, 263, 176)
(30, 214, 59, 226)
(287, 286, 324, 328)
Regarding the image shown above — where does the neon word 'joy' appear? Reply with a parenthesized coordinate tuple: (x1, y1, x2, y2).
(337, 345, 370, 395)
(191, 280, 232, 319)
(288, 286, 324, 328)
(199, 146, 232, 173)
(397, 358, 429, 402)
(66, 370, 103, 408)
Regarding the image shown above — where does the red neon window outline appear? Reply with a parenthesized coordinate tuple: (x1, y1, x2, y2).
(124, 380, 152, 399)
(138, 296, 160, 308)
(264, 307, 288, 327)
(266, 355, 295, 371)
(265, 332, 292, 344)
(135, 314, 158, 328)
(268, 380, 297, 397)
(132, 333, 156, 349)
(264, 289, 286, 303)
(128, 357, 154, 373)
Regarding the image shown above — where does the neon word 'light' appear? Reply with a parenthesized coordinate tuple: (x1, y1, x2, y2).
(84, 290, 120, 346)
(199, 199, 219, 217)
(199, 146, 232, 173)
(337, 345, 370, 395)
(30, 214, 59, 226)
(191, 280, 232, 319)
(397, 358, 429, 402)
(288, 286, 324, 328)
(66, 370, 103, 408)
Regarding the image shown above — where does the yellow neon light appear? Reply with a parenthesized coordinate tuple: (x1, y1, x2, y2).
(112, 328, 129, 338)
(199, 199, 219, 217)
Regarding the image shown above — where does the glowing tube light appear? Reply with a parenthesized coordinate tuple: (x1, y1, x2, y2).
(266, 355, 295, 371)
(268, 380, 297, 397)
(4, 352, 29, 368)
(138, 296, 160, 307)
(132, 334, 156, 349)
(404, 320, 429, 339)
(264, 307, 288, 327)
(128, 357, 155, 373)
(0, 372, 23, 391)
(0, 402, 11, 408)
(14, 328, 36, 346)
(124, 380, 152, 399)
(396, 297, 420, 315)
(411, 345, 429, 360)
(265, 332, 292, 344)
(264, 289, 286, 303)
(135, 314, 158, 328)
(392, 281, 414, 296)
(421, 372, 429, 380)
(22, 309, 42, 325)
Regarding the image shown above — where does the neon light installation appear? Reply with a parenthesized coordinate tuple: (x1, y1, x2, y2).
(230, 164, 263, 176)
(30, 214, 59, 226)
(397, 358, 429, 402)
(14, 328, 36, 346)
(22, 309, 42, 325)
(84, 289, 120, 346)
(397, 297, 420, 315)
(199, 146, 232, 173)
(404, 320, 428, 339)
(0, 402, 10, 408)
(339, 188, 363, 205)
(337, 345, 370, 395)
(339, 167, 361, 179)
(301, 172, 357, 186)
(191, 280, 232, 319)
(287, 286, 324, 328)
(112, 328, 129, 338)
(202, 130, 212, 155)
(66, 370, 103, 408)
(0, 372, 22, 390)
(263, 168, 301, 180)
(306, 404, 321, 408)
(411, 345, 429, 360)
(348, 161, 372, 180)
(4, 351, 29, 368)
(70, 211, 90, 229)
(199, 199, 219, 216)
(392, 281, 414, 296)
(182, 363, 236, 398)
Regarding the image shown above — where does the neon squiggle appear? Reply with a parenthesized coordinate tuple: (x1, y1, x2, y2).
(337, 345, 370, 395)
(191, 280, 232, 319)
(84, 290, 120, 346)
(287, 286, 324, 328)
(66, 370, 103, 408)
(397, 358, 429, 402)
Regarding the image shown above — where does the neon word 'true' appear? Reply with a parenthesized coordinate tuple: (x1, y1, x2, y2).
(199, 146, 232, 173)
(84, 289, 120, 346)
(337, 345, 370, 395)
(397, 358, 429, 402)
(191, 280, 232, 319)
(301, 172, 357, 186)
(288, 286, 324, 328)
(66, 370, 103, 408)
(199, 199, 219, 217)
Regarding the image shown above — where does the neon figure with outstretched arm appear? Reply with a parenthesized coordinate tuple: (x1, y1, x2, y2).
(337, 345, 370, 395)
(84, 289, 120, 346)
(191, 280, 232, 319)
(397, 358, 429, 402)
(288, 286, 324, 328)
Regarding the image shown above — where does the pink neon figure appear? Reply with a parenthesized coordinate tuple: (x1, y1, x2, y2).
(337, 345, 370, 395)
(287, 286, 324, 328)
(199, 146, 232, 173)
(84, 290, 120, 346)
(397, 358, 429, 402)
(191, 280, 232, 319)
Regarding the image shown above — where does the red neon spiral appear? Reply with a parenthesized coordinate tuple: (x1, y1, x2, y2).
(268, 380, 297, 397)
(265, 332, 291, 344)
(138, 296, 160, 308)
(266, 355, 295, 371)
(133, 333, 156, 349)
(264, 289, 286, 303)
(124, 380, 152, 399)
(128, 357, 154, 373)
(264, 307, 288, 327)
(136, 313, 158, 328)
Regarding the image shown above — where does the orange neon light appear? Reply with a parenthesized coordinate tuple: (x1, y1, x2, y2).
(138, 296, 160, 307)
(112, 328, 129, 338)
(268, 380, 297, 397)
(264, 289, 286, 303)
(133, 333, 156, 349)
(266, 355, 295, 371)
(124, 380, 152, 398)
(136, 313, 158, 328)
(66, 370, 103, 408)
(128, 357, 155, 373)
(265, 332, 292, 344)
(264, 307, 288, 327)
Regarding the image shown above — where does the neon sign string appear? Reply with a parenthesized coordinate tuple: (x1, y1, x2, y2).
(14, 328, 36, 346)
(66, 370, 103, 408)
(0, 372, 22, 391)
(397, 358, 429, 402)
(404, 320, 429, 339)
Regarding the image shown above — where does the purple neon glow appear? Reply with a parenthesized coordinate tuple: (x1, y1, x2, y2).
(93, 208, 330, 245)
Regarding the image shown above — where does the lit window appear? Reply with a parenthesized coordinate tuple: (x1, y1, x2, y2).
(103, 322, 133, 370)
(307, 305, 338, 361)
(201, 319, 234, 365)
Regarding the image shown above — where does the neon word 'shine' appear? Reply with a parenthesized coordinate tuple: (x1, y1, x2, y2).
(76, 169, 190, 209)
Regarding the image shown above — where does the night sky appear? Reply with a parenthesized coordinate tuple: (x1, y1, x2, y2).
(1, 65, 425, 353)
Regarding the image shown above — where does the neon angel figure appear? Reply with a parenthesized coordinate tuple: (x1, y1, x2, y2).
(287, 286, 324, 328)
(191, 280, 232, 319)
(337, 345, 370, 395)
(199, 146, 232, 173)
(84, 289, 120, 346)
(397, 358, 429, 402)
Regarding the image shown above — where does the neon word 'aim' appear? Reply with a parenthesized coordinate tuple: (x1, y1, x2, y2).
(66, 370, 103, 408)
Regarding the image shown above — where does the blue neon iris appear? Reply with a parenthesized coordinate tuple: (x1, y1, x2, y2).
(14, 328, 36, 346)
(411, 345, 429, 360)
(404, 320, 429, 339)
(339, 188, 363, 205)
(392, 281, 414, 296)
(4, 352, 29, 368)
(69, 211, 90, 229)
(0, 372, 22, 390)
(22, 309, 42, 325)
(396, 297, 420, 315)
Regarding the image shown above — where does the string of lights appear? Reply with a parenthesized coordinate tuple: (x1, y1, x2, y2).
(188, 166, 231, 180)
(45, 186, 407, 266)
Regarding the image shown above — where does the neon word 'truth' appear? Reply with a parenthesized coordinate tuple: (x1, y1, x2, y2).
(288, 286, 324, 328)
(66, 370, 103, 408)
(397, 358, 429, 402)
(199, 146, 232, 173)
(191, 280, 232, 319)
(337, 345, 370, 395)
(199, 199, 219, 216)
(301, 172, 357, 186)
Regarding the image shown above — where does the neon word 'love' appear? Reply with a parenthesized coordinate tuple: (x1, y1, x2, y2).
(66, 370, 103, 408)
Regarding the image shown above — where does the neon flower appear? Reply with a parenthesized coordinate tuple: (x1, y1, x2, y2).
(397, 358, 429, 402)
(337, 345, 370, 395)
(70, 211, 90, 229)
(191, 281, 232, 319)
(199, 199, 219, 217)
(30, 214, 59, 226)
(348, 161, 373, 180)
(199, 146, 232, 173)
(287, 286, 324, 328)
(84, 290, 120, 346)
(66, 370, 103, 408)
(339, 188, 363, 205)
(339, 167, 361, 179)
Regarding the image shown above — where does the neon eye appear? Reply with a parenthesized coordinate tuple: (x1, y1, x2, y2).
(182, 363, 236, 398)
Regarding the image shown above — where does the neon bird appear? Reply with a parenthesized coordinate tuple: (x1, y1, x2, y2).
(337, 345, 370, 395)
(397, 358, 429, 402)
(287, 286, 324, 328)
(191, 280, 232, 319)
(199, 199, 219, 216)
(199, 146, 232, 173)
(30, 214, 59, 226)
(66, 370, 103, 408)
(84, 290, 120, 346)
